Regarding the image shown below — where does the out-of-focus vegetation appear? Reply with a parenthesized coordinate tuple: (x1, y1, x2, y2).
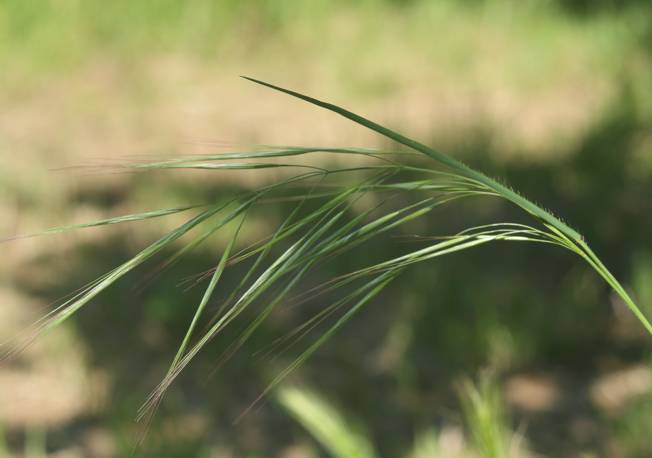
(277, 375, 525, 458)
(2, 0, 652, 457)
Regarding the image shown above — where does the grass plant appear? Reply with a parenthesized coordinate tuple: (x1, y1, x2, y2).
(3, 78, 649, 431)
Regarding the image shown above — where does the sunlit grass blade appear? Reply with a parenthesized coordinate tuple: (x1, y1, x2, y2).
(135, 215, 247, 443)
(133, 170, 359, 292)
(0, 204, 204, 243)
(198, 181, 357, 354)
(138, 198, 358, 417)
(132, 161, 329, 172)
(202, 185, 436, 369)
(208, 260, 316, 379)
(4, 202, 248, 358)
(192, 178, 398, 376)
(234, 268, 401, 422)
(43, 206, 225, 328)
(140, 169, 403, 412)
(128, 146, 413, 169)
(170, 216, 245, 371)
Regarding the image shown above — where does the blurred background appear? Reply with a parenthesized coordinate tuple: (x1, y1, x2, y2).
(1, 0, 652, 456)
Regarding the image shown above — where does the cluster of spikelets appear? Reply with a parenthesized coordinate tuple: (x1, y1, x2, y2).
(3, 78, 650, 429)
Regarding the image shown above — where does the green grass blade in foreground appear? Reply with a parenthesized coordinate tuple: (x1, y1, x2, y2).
(128, 146, 412, 169)
(136, 170, 359, 291)
(190, 176, 427, 370)
(187, 178, 396, 375)
(242, 76, 652, 335)
(136, 214, 247, 435)
(0, 204, 203, 242)
(138, 201, 355, 416)
(8, 201, 244, 352)
(140, 171, 406, 413)
(225, 176, 373, 268)
(46, 207, 222, 328)
(234, 269, 401, 423)
(169, 216, 245, 372)
(198, 188, 346, 371)
(131, 161, 329, 172)
(238, 199, 455, 362)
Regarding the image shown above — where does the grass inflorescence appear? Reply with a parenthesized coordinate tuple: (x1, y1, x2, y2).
(3, 78, 650, 433)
